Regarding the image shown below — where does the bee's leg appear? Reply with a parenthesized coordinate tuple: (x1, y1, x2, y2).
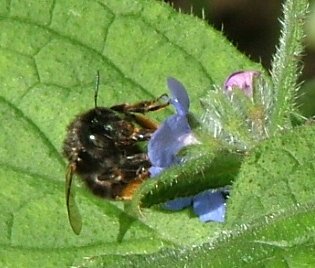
(131, 114, 159, 130)
(114, 126, 155, 146)
(110, 94, 169, 114)
(125, 153, 150, 166)
(128, 126, 156, 141)
(118, 170, 149, 200)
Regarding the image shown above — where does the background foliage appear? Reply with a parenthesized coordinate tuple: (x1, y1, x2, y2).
(0, 0, 313, 267)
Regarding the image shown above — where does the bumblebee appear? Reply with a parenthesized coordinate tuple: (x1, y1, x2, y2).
(63, 73, 169, 234)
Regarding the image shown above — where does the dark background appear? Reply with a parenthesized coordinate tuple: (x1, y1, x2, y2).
(165, 0, 315, 116)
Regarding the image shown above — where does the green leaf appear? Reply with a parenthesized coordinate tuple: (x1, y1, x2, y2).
(82, 202, 315, 267)
(130, 144, 243, 212)
(228, 124, 315, 225)
(0, 0, 260, 266)
(111, 126, 315, 267)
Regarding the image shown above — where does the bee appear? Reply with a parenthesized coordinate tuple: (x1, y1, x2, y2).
(63, 72, 169, 234)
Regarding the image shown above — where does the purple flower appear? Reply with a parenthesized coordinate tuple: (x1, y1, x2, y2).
(224, 71, 260, 97)
(165, 190, 226, 223)
(148, 77, 226, 223)
(148, 78, 198, 171)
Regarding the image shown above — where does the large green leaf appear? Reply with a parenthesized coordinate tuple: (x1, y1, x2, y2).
(76, 202, 315, 267)
(228, 124, 315, 225)
(130, 145, 243, 211)
(72, 125, 315, 267)
(0, 0, 260, 266)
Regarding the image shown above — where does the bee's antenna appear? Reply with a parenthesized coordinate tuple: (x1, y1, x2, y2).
(94, 70, 100, 108)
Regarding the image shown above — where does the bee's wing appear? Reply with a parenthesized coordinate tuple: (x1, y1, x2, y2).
(65, 164, 82, 235)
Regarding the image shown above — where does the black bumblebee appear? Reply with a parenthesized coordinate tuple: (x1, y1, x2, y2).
(63, 73, 169, 234)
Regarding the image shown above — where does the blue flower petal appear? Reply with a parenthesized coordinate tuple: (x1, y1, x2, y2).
(164, 197, 193, 211)
(148, 78, 193, 167)
(148, 77, 227, 223)
(167, 77, 190, 116)
(148, 114, 191, 167)
(149, 166, 165, 177)
(193, 191, 226, 223)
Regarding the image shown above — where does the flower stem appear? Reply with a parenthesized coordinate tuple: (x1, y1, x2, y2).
(269, 0, 308, 133)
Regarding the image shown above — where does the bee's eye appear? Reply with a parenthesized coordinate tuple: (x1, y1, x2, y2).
(104, 124, 113, 132)
(89, 134, 96, 141)
(89, 134, 105, 148)
(91, 118, 98, 124)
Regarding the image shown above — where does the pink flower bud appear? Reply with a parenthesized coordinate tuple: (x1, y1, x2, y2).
(224, 71, 260, 97)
